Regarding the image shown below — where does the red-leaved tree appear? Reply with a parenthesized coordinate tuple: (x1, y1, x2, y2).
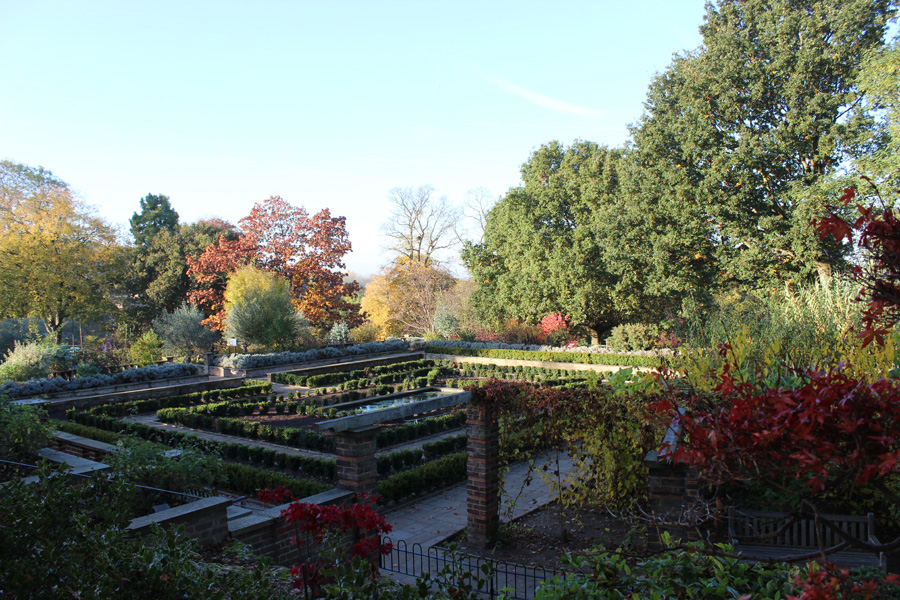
(654, 344, 900, 563)
(186, 196, 362, 330)
(185, 235, 256, 329)
(239, 197, 362, 329)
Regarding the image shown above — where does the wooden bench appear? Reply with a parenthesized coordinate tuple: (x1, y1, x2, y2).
(728, 508, 886, 571)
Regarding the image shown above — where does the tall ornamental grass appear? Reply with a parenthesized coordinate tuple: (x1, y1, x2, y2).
(676, 280, 897, 386)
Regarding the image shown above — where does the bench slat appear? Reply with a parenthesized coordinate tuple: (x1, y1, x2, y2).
(727, 509, 884, 571)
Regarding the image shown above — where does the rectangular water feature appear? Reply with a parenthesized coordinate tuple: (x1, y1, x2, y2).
(355, 389, 454, 413)
(317, 388, 471, 433)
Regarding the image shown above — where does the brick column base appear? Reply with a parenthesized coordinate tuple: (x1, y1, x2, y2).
(334, 427, 378, 495)
(467, 405, 499, 549)
(644, 450, 702, 547)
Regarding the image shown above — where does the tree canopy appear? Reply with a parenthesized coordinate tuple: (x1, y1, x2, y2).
(465, 0, 895, 335)
(129, 193, 179, 247)
(463, 141, 631, 341)
(0, 160, 120, 338)
(223, 265, 308, 351)
(361, 260, 455, 337)
(383, 185, 461, 267)
(123, 214, 236, 329)
(188, 196, 361, 331)
(630, 0, 893, 288)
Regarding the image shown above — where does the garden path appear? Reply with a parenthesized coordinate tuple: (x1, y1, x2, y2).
(384, 452, 575, 549)
(379, 452, 575, 597)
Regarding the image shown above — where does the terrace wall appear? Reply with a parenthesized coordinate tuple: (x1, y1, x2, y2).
(32, 376, 247, 415)
(127, 496, 233, 548)
(210, 350, 419, 378)
(266, 352, 426, 381)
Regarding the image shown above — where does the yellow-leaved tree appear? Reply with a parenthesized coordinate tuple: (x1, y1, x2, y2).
(360, 260, 455, 338)
(0, 160, 121, 340)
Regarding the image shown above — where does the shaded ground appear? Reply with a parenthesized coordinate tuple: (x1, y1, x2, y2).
(451, 502, 636, 572)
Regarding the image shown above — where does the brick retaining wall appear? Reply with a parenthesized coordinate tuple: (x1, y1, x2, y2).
(229, 488, 355, 566)
(128, 496, 233, 548)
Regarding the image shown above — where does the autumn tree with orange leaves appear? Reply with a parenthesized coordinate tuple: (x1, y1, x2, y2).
(187, 196, 361, 331)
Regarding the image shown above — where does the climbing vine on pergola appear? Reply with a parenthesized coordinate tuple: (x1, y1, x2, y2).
(465, 379, 665, 545)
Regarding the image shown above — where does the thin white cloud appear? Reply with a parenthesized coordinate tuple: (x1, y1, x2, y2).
(471, 67, 603, 119)
(372, 157, 502, 171)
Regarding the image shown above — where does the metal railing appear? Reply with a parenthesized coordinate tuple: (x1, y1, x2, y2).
(380, 537, 566, 600)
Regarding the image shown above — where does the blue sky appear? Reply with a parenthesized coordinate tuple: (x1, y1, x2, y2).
(1, 1, 707, 276)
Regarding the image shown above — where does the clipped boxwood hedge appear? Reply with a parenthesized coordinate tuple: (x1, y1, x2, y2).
(55, 421, 131, 446)
(377, 451, 467, 504)
(424, 345, 659, 368)
(222, 462, 330, 499)
(67, 410, 337, 479)
(272, 359, 437, 387)
(155, 407, 335, 453)
(375, 410, 466, 448)
(58, 413, 331, 497)
(377, 433, 468, 475)
(90, 382, 273, 417)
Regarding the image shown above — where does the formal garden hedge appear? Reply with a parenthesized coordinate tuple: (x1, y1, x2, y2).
(376, 433, 467, 476)
(272, 358, 437, 387)
(377, 451, 467, 503)
(222, 461, 329, 499)
(56, 416, 331, 497)
(0, 363, 204, 398)
(88, 381, 273, 417)
(375, 409, 466, 448)
(425, 345, 659, 368)
(66, 410, 337, 479)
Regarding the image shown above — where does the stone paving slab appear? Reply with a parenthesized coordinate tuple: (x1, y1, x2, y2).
(384, 453, 574, 549)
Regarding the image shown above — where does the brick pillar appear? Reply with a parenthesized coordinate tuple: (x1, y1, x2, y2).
(334, 427, 378, 495)
(644, 449, 702, 546)
(467, 404, 499, 549)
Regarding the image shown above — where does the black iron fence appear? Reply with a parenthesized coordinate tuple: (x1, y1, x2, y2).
(380, 537, 567, 600)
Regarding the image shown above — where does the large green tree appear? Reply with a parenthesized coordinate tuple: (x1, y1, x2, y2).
(222, 265, 308, 351)
(123, 216, 236, 328)
(852, 33, 900, 182)
(631, 0, 894, 288)
(463, 141, 630, 341)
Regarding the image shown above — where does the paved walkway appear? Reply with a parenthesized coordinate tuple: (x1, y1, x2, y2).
(380, 453, 574, 598)
(384, 452, 574, 549)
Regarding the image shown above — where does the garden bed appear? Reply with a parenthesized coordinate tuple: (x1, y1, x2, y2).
(448, 502, 636, 571)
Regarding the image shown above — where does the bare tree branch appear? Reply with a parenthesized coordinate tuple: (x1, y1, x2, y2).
(382, 185, 462, 266)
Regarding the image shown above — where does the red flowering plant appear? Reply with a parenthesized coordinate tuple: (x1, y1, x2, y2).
(258, 487, 393, 598)
(790, 565, 900, 600)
